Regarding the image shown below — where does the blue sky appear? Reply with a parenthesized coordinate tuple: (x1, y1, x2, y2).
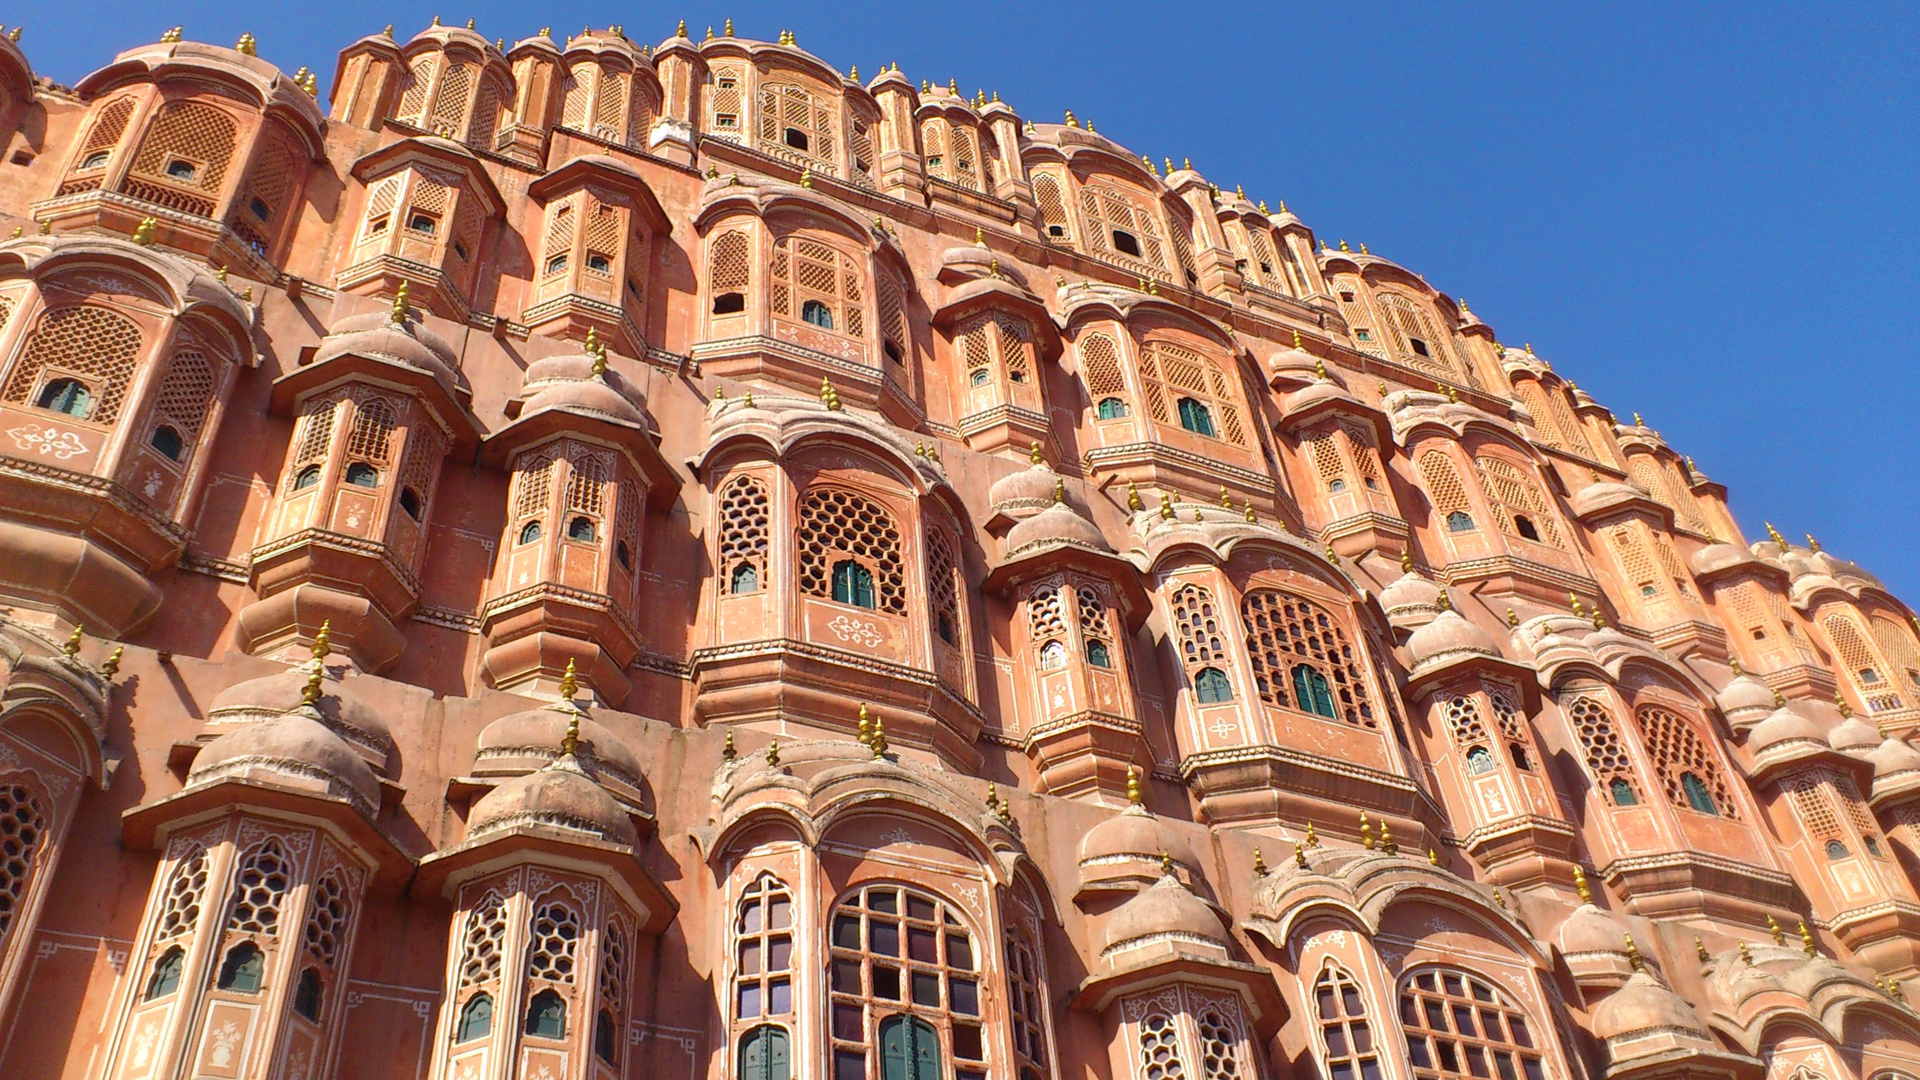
(21, 2, 1918, 598)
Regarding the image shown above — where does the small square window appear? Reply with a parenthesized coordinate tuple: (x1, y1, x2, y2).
(407, 212, 438, 234)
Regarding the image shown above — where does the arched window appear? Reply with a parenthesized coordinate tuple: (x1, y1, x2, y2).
(771, 237, 864, 340)
(1241, 589, 1379, 727)
(1097, 397, 1128, 419)
(567, 515, 597, 542)
(1078, 333, 1129, 420)
(344, 462, 379, 487)
(1007, 935, 1049, 1078)
(718, 475, 771, 596)
(1032, 171, 1071, 240)
(926, 529, 964, 647)
(0, 782, 45, 946)
(1194, 667, 1234, 704)
(217, 942, 265, 992)
(1565, 695, 1640, 807)
(797, 488, 906, 615)
(1316, 962, 1380, 1080)
(36, 376, 93, 417)
(1137, 1009, 1188, 1079)
(4, 306, 145, 424)
(1375, 294, 1459, 379)
(1635, 705, 1736, 818)
(524, 988, 567, 1038)
(732, 563, 759, 593)
(735, 875, 794, 1025)
(126, 99, 237, 217)
(1446, 512, 1474, 532)
(757, 84, 836, 167)
(595, 920, 628, 1066)
(519, 520, 543, 545)
(1609, 778, 1637, 806)
(1465, 747, 1496, 775)
(1476, 458, 1564, 548)
(1177, 397, 1216, 437)
(294, 967, 324, 1021)
(1419, 451, 1476, 534)
(828, 884, 983, 1080)
(1087, 640, 1113, 668)
(1399, 967, 1545, 1080)
(399, 488, 423, 519)
(455, 992, 493, 1042)
(1136, 340, 1246, 446)
(1077, 185, 1168, 272)
(145, 946, 185, 1000)
(740, 1024, 792, 1080)
(1039, 641, 1067, 671)
(1825, 839, 1850, 860)
(710, 230, 752, 311)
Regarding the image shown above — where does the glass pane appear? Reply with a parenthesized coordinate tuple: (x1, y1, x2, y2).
(1452, 1004, 1477, 1036)
(1325, 1025, 1349, 1055)
(769, 897, 791, 929)
(1523, 1058, 1544, 1080)
(1318, 987, 1339, 1020)
(1479, 1010, 1505, 1042)
(1424, 1000, 1447, 1030)
(1343, 987, 1363, 1017)
(1353, 1021, 1373, 1053)
(908, 928, 938, 963)
(911, 970, 941, 1006)
(831, 958, 861, 993)
(1436, 1041, 1459, 1073)
(1509, 1018, 1533, 1048)
(872, 964, 901, 1000)
(738, 983, 761, 1018)
(769, 978, 791, 1015)
(739, 941, 761, 975)
(869, 889, 898, 914)
(742, 900, 762, 933)
(949, 977, 978, 1015)
(833, 1004, 864, 1041)
(1333, 1065, 1354, 1080)
(946, 935, 973, 969)
(1407, 1038, 1432, 1069)
(1417, 973, 1437, 992)
(1443, 974, 1465, 997)
(906, 894, 936, 921)
(1361, 1057, 1381, 1080)
(833, 914, 862, 949)
(1495, 1053, 1518, 1080)
(1466, 1046, 1490, 1078)
(954, 1021, 984, 1060)
(870, 920, 900, 956)
(768, 936, 792, 971)
(1469, 979, 1492, 1003)
(1402, 997, 1420, 1026)
(834, 1048, 866, 1080)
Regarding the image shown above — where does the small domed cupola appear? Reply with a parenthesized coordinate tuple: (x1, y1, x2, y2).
(202, 623, 395, 771)
(1715, 666, 1778, 730)
(1098, 866, 1231, 963)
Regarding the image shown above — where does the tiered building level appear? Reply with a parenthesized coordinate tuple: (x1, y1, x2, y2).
(0, 18, 1912, 1080)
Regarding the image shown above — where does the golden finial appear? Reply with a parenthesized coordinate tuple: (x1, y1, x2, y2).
(160, 26, 183, 43)
(1505, 606, 1520, 628)
(1633, 411, 1644, 426)
(1295, 841, 1309, 868)
(857, 702, 872, 746)
(799, 166, 813, 189)
(302, 71, 318, 96)
(1591, 609, 1606, 630)
(1158, 492, 1174, 521)
(1767, 915, 1783, 946)
(1085, 119, 1096, 133)
(721, 17, 734, 36)
(560, 657, 578, 702)
(1569, 592, 1585, 617)
(704, 24, 713, 40)
(1359, 242, 1370, 255)
(1313, 358, 1330, 382)
(293, 66, 310, 86)
(849, 65, 858, 81)
(1360, 811, 1375, 850)
(1835, 691, 1852, 719)
(591, 342, 609, 378)
(392, 279, 412, 326)
(1738, 941, 1752, 965)
(1428, 848, 1440, 866)
(1399, 549, 1414, 574)
(8, 26, 20, 42)
(676, 19, 688, 37)
(1765, 521, 1785, 545)
(1259, 200, 1269, 214)
(1244, 500, 1257, 524)
(997, 793, 1011, 824)
(131, 218, 158, 246)
(766, 738, 780, 767)
(1339, 239, 1350, 252)
(820, 375, 842, 411)
(431, 15, 442, 26)
(1305, 821, 1320, 847)
(1125, 766, 1143, 806)
(1491, 885, 1507, 910)
(1805, 533, 1820, 553)
(1064, 109, 1077, 128)
(1624, 934, 1644, 971)
(311, 619, 332, 661)
(302, 667, 323, 704)
(948, 77, 958, 94)
(1772, 687, 1785, 708)
(1798, 919, 1816, 957)
(63, 625, 82, 657)
(1219, 486, 1233, 509)
(985, 781, 999, 810)
(1029, 439, 1045, 465)
(1192, 507, 1203, 523)
(561, 707, 581, 757)
(870, 715, 888, 757)
(1159, 851, 1176, 877)
(1730, 657, 1743, 675)
(1573, 865, 1592, 903)
(1127, 481, 1144, 513)
(383, 24, 395, 38)
(1325, 542, 1339, 564)
(723, 730, 737, 762)
(101, 645, 123, 679)
(1436, 590, 1452, 612)
(1694, 935, 1710, 962)
(1253, 847, 1268, 876)
(235, 32, 257, 56)
(1379, 820, 1397, 855)
(1053, 479, 1066, 505)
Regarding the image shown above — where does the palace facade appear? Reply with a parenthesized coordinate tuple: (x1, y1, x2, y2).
(0, 17, 1912, 1080)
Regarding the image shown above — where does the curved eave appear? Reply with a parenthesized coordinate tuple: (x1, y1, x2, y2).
(122, 776, 412, 888)
(77, 46, 326, 149)
(270, 352, 485, 449)
(1072, 951, 1286, 1031)
(1277, 389, 1392, 446)
(0, 238, 256, 348)
(693, 179, 879, 244)
(349, 136, 505, 216)
(1059, 291, 1239, 353)
(529, 157, 672, 234)
(692, 410, 950, 497)
(930, 277, 1064, 361)
(414, 826, 677, 935)
(696, 38, 850, 92)
(984, 541, 1150, 627)
(483, 406, 680, 497)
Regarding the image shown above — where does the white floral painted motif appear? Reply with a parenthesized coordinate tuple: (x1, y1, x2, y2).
(826, 614, 884, 648)
(7, 423, 88, 459)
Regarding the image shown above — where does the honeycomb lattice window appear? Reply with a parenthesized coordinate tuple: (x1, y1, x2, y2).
(757, 83, 836, 167)
(1488, 684, 1531, 749)
(1033, 172, 1071, 241)
(1171, 584, 1227, 669)
(1872, 616, 1920, 696)
(1079, 332, 1128, 408)
(1565, 694, 1639, 805)
(733, 874, 793, 1026)
(1308, 433, 1346, 489)
(1009, 933, 1048, 1074)
(1635, 704, 1736, 817)
(717, 475, 770, 593)
(231, 130, 299, 256)
(1825, 613, 1903, 711)
(1399, 967, 1545, 1080)
(469, 75, 504, 150)
(1475, 458, 1564, 548)
(564, 449, 611, 517)
(0, 782, 45, 942)
(1138, 340, 1246, 446)
(796, 487, 905, 615)
(459, 895, 509, 989)
(1240, 589, 1377, 727)
(527, 899, 582, 984)
(125, 100, 237, 216)
(430, 61, 473, 137)
(1029, 586, 1067, 644)
(1078, 585, 1112, 646)
(598, 919, 629, 1055)
(1442, 696, 1489, 748)
(1607, 526, 1663, 602)
(710, 230, 752, 300)
(828, 883, 983, 1080)
(926, 528, 963, 647)
(1418, 451, 1473, 519)
(149, 349, 219, 455)
(559, 62, 592, 127)
(1138, 1011, 1188, 1080)
(2, 305, 146, 423)
(1197, 1006, 1247, 1079)
(156, 846, 210, 942)
(224, 839, 292, 935)
(303, 870, 350, 968)
(770, 237, 863, 338)
(1315, 962, 1380, 1080)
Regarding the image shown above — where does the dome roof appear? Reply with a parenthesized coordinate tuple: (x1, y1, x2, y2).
(1079, 803, 1174, 868)
(1715, 672, 1777, 727)
(474, 705, 647, 796)
(1100, 872, 1230, 957)
(1830, 715, 1880, 754)
(1407, 608, 1500, 670)
(988, 458, 1060, 514)
(1281, 379, 1365, 417)
(1556, 904, 1629, 959)
(1868, 738, 1920, 789)
(190, 710, 382, 815)
(205, 666, 393, 770)
(313, 309, 466, 393)
(1690, 542, 1760, 578)
(1746, 704, 1826, 756)
(1006, 498, 1111, 554)
(1569, 480, 1656, 519)
(1267, 342, 1319, 384)
(1379, 567, 1444, 619)
(519, 350, 649, 427)
(1592, 971, 1708, 1044)
(467, 757, 641, 850)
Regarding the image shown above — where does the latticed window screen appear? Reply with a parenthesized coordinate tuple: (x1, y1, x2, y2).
(1375, 293, 1459, 381)
(1721, 581, 1774, 643)
(1826, 614, 1904, 712)
(957, 313, 1031, 391)
(3, 305, 146, 423)
(1442, 696, 1489, 748)
(598, 919, 629, 1060)
(1510, 382, 1563, 450)
(1077, 586, 1113, 651)
(470, 74, 505, 150)
(1240, 589, 1377, 727)
(458, 895, 509, 989)
(431, 61, 474, 137)
(770, 237, 864, 338)
(757, 83, 836, 166)
(303, 870, 350, 969)
(1342, 425, 1386, 488)
(0, 782, 45, 942)
(1032, 172, 1071, 241)
(1651, 534, 1696, 599)
(393, 56, 438, 125)
(1307, 433, 1346, 490)
(564, 449, 611, 519)
(1171, 584, 1227, 670)
(345, 395, 397, 467)
(541, 200, 577, 269)
(877, 273, 909, 361)
(1837, 776, 1884, 847)
(1784, 776, 1844, 847)
(1169, 211, 1199, 283)
(148, 349, 220, 457)
(1607, 526, 1663, 602)
(559, 62, 592, 128)
(1399, 968, 1545, 1080)
(231, 130, 298, 256)
(1316, 963, 1380, 1080)
(124, 100, 237, 217)
(827, 884, 984, 1080)
(513, 451, 557, 523)
(1079, 333, 1128, 410)
(397, 424, 443, 507)
(1138, 1010, 1189, 1080)
(1333, 277, 1383, 358)
(156, 846, 210, 942)
(592, 69, 627, 140)
(526, 898, 582, 984)
(926, 529, 964, 646)
(1475, 458, 1564, 547)
(1418, 451, 1473, 519)
(1194, 1005, 1248, 1079)
(796, 488, 906, 615)
(1137, 340, 1246, 445)
(76, 96, 136, 163)
(1029, 586, 1067, 645)
(734, 874, 794, 1025)
(1625, 455, 1706, 531)
(710, 230, 752, 298)
(1487, 684, 1531, 755)
(1635, 705, 1736, 817)
(1564, 694, 1639, 804)
(708, 64, 744, 142)
(718, 475, 770, 593)
(849, 120, 875, 181)
(1078, 185, 1169, 275)
(224, 840, 292, 936)
(1872, 616, 1920, 696)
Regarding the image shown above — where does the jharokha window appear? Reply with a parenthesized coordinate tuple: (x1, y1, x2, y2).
(717, 475, 771, 595)
(1170, 583, 1233, 705)
(3, 305, 146, 425)
(0, 781, 46, 949)
(1136, 340, 1247, 446)
(1474, 457, 1564, 548)
(797, 487, 907, 615)
(1563, 694, 1641, 807)
(733, 874, 794, 1078)
(829, 884, 985, 1080)
(1240, 589, 1378, 727)
(1316, 962, 1381, 1080)
(771, 236, 864, 337)
(1400, 967, 1546, 1080)
(1634, 705, 1735, 817)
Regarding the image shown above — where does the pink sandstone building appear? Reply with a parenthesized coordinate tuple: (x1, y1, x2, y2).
(0, 17, 1912, 1080)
